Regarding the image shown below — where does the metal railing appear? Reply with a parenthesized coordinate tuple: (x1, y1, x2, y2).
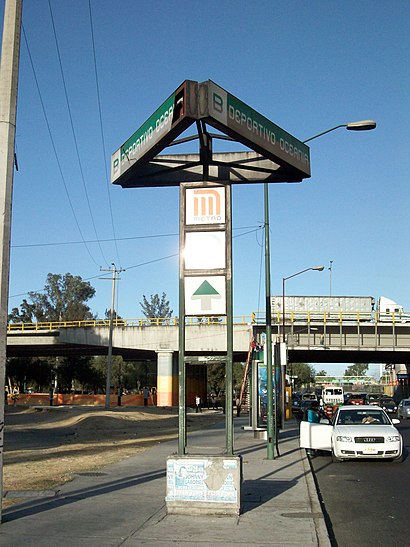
(7, 315, 255, 332)
(252, 310, 410, 325)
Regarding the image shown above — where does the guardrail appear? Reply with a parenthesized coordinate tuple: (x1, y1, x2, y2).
(7, 315, 255, 332)
(7, 310, 410, 333)
(252, 310, 410, 324)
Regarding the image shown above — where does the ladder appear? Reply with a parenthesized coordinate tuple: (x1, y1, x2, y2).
(237, 340, 255, 416)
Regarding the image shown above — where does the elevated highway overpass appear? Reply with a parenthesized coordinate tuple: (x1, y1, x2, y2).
(6, 316, 410, 365)
(7, 316, 409, 406)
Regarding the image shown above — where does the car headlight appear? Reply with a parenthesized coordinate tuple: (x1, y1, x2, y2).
(385, 435, 400, 442)
(336, 435, 353, 442)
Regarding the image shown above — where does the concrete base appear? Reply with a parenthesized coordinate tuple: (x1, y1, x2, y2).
(254, 429, 267, 440)
(166, 454, 242, 515)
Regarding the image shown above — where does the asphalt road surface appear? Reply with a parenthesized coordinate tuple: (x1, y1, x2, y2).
(309, 416, 410, 547)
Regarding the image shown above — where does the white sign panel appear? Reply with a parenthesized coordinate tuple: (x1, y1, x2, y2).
(185, 276, 226, 315)
(184, 232, 226, 270)
(185, 186, 226, 225)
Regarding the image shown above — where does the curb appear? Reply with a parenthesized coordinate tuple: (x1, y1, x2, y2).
(300, 448, 332, 547)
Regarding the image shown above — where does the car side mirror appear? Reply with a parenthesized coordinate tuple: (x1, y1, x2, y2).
(391, 418, 400, 424)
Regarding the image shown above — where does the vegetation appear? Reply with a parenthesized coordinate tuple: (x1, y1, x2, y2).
(288, 363, 316, 389)
(344, 363, 369, 376)
(7, 273, 97, 393)
(8, 272, 96, 323)
(207, 362, 244, 397)
(140, 292, 173, 318)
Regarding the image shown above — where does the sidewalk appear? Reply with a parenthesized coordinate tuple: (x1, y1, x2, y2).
(0, 415, 331, 546)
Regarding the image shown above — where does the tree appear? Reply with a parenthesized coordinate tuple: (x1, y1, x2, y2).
(140, 293, 173, 318)
(9, 272, 96, 323)
(344, 363, 369, 377)
(316, 370, 327, 377)
(207, 362, 244, 396)
(289, 363, 316, 389)
(8, 273, 97, 394)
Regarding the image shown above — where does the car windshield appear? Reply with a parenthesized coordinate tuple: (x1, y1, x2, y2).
(336, 409, 390, 425)
(403, 401, 410, 407)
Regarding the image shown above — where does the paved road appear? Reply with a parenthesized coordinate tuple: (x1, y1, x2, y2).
(309, 417, 410, 547)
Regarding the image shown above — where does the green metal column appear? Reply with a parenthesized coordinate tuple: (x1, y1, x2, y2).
(178, 185, 186, 455)
(226, 183, 233, 455)
(264, 182, 275, 460)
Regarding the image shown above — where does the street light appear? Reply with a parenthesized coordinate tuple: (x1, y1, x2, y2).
(303, 120, 376, 143)
(282, 266, 325, 342)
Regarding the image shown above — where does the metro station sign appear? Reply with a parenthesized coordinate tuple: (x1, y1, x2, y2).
(111, 80, 310, 188)
(204, 81, 310, 178)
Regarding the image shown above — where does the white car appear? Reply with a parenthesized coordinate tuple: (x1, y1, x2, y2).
(300, 405, 403, 463)
(397, 398, 410, 419)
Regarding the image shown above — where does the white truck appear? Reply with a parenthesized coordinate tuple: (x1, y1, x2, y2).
(321, 385, 344, 406)
(271, 295, 408, 322)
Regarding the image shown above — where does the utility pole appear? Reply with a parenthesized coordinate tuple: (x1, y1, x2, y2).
(329, 260, 333, 297)
(0, 0, 22, 523)
(100, 264, 123, 410)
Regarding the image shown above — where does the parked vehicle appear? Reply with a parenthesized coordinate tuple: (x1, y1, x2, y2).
(397, 398, 410, 419)
(302, 392, 317, 402)
(270, 295, 408, 322)
(300, 405, 403, 463)
(368, 393, 382, 405)
(378, 296, 410, 322)
(321, 385, 344, 406)
(348, 393, 369, 405)
(377, 397, 398, 414)
(271, 295, 374, 321)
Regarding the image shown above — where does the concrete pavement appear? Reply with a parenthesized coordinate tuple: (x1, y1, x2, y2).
(0, 414, 331, 546)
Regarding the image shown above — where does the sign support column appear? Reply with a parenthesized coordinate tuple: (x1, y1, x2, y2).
(179, 181, 233, 455)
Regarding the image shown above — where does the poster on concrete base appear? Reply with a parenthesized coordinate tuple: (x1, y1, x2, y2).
(166, 455, 241, 514)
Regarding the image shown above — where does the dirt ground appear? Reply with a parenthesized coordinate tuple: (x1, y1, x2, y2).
(3, 405, 224, 507)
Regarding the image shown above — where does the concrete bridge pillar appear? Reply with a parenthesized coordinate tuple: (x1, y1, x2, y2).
(156, 350, 174, 406)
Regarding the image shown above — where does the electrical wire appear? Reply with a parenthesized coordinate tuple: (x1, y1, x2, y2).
(48, 0, 108, 266)
(88, 0, 122, 267)
(11, 226, 261, 249)
(9, 226, 263, 299)
(21, 25, 101, 268)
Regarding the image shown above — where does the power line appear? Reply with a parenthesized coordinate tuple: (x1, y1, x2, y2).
(48, 0, 107, 266)
(11, 226, 261, 249)
(21, 25, 101, 268)
(88, 0, 122, 267)
(9, 227, 263, 300)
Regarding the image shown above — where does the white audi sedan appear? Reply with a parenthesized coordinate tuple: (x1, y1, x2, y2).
(300, 405, 403, 463)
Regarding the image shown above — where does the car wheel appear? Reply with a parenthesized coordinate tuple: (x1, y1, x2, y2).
(392, 454, 403, 463)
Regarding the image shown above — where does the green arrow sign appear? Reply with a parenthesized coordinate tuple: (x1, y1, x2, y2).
(192, 280, 221, 311)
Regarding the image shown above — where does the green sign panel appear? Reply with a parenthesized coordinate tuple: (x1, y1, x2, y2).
(111, 79, 310, 187)
(205, 81, 310, 178)
(111, 92, 176, 184)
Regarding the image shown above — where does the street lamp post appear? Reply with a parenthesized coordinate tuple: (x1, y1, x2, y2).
(303, 120, 376, 143)
(281, 266, 324, 429)
(265, 118, 376, 456)
(282, 266, 325, 343)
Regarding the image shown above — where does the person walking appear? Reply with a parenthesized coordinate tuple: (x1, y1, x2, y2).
(195, 395, 202, 413)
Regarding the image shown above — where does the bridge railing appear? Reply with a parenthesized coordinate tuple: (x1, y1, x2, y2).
(253, 310, 410, 324)
(7, 315, 255, 332)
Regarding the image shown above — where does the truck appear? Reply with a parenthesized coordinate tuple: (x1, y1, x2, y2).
(321, 385, 344, 406)
(271, 295, 408, 322)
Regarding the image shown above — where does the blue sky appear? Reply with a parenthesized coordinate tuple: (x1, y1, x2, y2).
(2, 1, 409, 375)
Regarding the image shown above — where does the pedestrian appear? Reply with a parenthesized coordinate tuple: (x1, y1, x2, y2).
(307, 400, 321, 423)
(195, 395, 202, 413)
(143, 387, 150, 407)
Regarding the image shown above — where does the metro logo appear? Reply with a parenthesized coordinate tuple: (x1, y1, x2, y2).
(186, 186, 225, 225)
(193, 189, 221, 218)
